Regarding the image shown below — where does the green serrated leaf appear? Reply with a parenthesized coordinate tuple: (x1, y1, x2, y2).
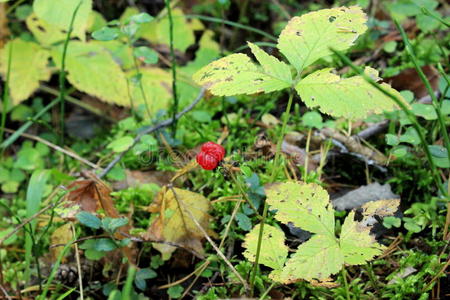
(0, 39, 51, 106)
(243, 224, 288, 270)
(193, 53, 291, 96)
(340, 211, 384, 265)
(107, 136, 134, 153)
(102, 217, 129, 233)
(276, 235, 342, 282)
(277, 6, 367, 71)
(94, 238, 117, 251)
(77, 211, 102, 229)
(295, 67, 407, 120)
(265, 182, 334, 235)
(247, 42, 292, 84)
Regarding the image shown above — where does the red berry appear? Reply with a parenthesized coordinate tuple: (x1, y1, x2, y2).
(201, 142, 225, 161)
(196, 151, 219, 170)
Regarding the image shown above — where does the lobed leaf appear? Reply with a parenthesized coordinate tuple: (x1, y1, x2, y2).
(243, 224, 288, 270)
(260, 181, 400, 283)
(275, 235, 342, 283)
(265, 182, 334, 236)
(192, 50, 292, 96)
(295, 67, 408, 120)
(339, 211, 384, 265)
(277, 6, 367, 72)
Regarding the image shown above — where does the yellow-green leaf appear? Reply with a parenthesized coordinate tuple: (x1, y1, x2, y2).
(296, 67, 408, 120)
(26, 13, 66, 47)
(259, 181, 400, 283)
(192, 53, 291, 96)
(339, 211, 384, 265)
(277, 6, 367, 71)
(0, 39, 51, 105)
(127, 68, 172, 116)
(276, 235, 342, 283)
(265, 181, 334, 236)
(51, 41, 129, 107)
(140, 8, 194, 53)
(247, 42, 292, 84)
(243, 224, 288, 270)
(33, 0, 92, 41)
(92, 40, 134, 69)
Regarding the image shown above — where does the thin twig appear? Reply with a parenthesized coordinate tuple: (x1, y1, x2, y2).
(0, 190, 66, 246)
(3, 128, 99, 169)
(0, 284, 11, 300)
(168, 185, 250, 293)
(98, 88, 205, 179)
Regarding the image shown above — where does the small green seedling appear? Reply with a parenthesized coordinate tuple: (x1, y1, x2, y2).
(193, 6, 408, 120)
(243, 181, 399, 283)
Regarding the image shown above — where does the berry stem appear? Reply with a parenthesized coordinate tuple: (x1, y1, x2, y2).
(250, 90, 295, 296)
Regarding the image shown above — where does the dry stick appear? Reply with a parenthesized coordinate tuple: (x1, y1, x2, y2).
(3, 128, 99, 170)
(0, 189, 66, 246)
(98, 88, 205, 179)
(168, 185, 250, 293)
(0, 285, 11, 300)
(117, 231, 204, 259)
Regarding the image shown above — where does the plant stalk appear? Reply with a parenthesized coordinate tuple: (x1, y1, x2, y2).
(0, 40, 12, 146)
(58, 0, 83, 145)
(250, 91, 295, 296)
(165, 0, 179, 138)
(396, 20, 450, 176)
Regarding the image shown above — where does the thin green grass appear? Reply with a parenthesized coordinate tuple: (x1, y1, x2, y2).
(24, 170, 51, 284)
(331, 48, 446, 196)
(0, 40, 12, 146)
(166, 0, 179, 138)
(58, 0, 83, 145)
(0, 98, 59, 149)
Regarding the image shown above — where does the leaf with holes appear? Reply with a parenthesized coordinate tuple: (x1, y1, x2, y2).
(295, 67, 408, 120)
(192, 43, 292, 96)
(26, 13, 67, 47)
(33, 0, 92, 41)
(243, 181, 400, 284)
(277, 6, 367, 72)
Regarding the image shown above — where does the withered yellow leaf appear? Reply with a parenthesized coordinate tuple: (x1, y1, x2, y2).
(145, 186, 213, 259)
